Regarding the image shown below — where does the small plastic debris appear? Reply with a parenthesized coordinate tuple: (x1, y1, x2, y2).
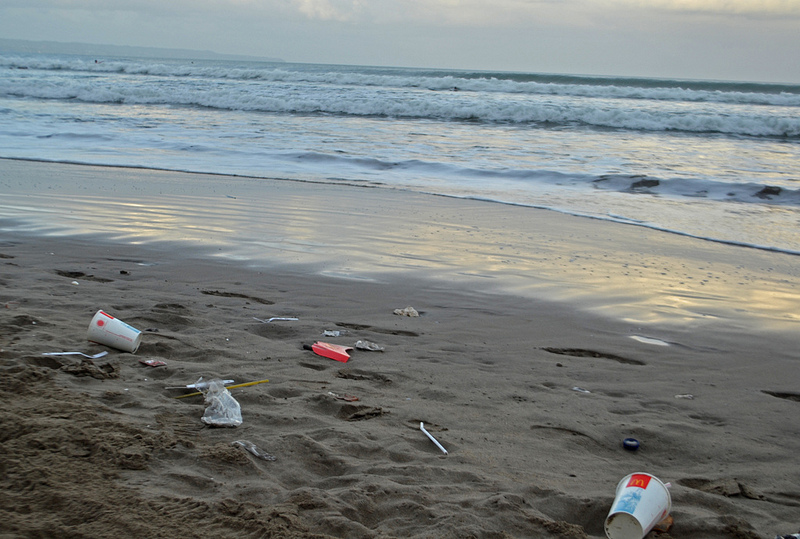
(652, 515, 674, 533)
(420, 422, 448, 454)
(139, 359, 166, 367)
(323, 330, 346, 337)
(630, 335, 670, 346)
(623, 438, 640, 451)
(304, 342, 353, 363)
(328, 391, 359, 402)
(253, 316, 299, 323)
(393, 306, 419, 317)
(42, 351, 109, 359)
(355, 340, 384, 351)
(172, 378, 268, 399)
(232, 440, 276, 461)
(200, 379, 242, 427)
(775, 534, 800, 539)
(166, 377, 235, 391)
(571, 386, 591, 393)
(674, 394, 694, 399)
(71, 281, 79, 285)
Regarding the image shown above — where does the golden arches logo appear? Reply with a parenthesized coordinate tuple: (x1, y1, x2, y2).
(626, 474, 652, 489)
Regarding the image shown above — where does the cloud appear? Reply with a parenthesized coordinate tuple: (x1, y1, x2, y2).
(8, 0, 800, 21)
(279, 0, 595, 25)
(618, 0, 800, 17)
(13, 0, 797, 27)
(290, 0, 363, 21)
(283, 0, 800, 27)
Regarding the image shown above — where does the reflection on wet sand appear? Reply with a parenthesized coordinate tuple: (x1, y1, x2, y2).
(1, 159, 798, 333)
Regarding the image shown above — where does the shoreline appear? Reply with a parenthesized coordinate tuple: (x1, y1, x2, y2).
(5, 156, 800, 258)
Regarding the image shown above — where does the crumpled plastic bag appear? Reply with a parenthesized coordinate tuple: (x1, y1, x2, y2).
(393, 306, 419, 317)
(201, 379, 242, 427)
(355, 340, 384, 351)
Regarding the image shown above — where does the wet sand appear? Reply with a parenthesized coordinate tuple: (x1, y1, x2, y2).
(1, 159, 799, 538)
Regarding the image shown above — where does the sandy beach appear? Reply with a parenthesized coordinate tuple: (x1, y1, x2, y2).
(1, 158, 799, 538)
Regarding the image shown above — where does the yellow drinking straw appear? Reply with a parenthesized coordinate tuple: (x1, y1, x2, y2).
(173, 378, 269, 399)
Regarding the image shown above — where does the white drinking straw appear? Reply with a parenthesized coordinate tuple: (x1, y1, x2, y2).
(253, 317, 299, 323)
(420, 422, 448, 454)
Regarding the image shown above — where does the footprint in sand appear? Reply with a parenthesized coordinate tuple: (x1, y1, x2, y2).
(336, 322, 419, 337)
(677, 477, 764, 500)
(762, 390, 800, 402)
(336, 368, 392, 385)
(54, 269, 114, 283)
(200, 289, 274, 305)
(541, 347, 645, 365)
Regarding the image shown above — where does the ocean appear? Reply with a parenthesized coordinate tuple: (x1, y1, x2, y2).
(1, 51, 799, 254)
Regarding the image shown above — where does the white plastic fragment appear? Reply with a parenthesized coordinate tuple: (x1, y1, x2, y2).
(165, 377, 235, 390)
(355, 340, 384, 351)
(42, 351, 109, 359)
(232, 440, 276, 461)
(630, 335, 670, 346)
(253, 316, 299, 323)
(571, 387, 591, 393)
(394, 306, 419, 317)
(420, 422, 448, 455)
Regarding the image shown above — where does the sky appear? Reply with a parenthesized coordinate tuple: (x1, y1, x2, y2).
(1, 0, 799, 83)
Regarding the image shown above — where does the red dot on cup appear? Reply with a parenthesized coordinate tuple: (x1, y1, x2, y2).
(97, 320, 105, 327)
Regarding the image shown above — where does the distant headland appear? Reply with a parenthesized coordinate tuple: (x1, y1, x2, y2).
(0, 38, 284, 63)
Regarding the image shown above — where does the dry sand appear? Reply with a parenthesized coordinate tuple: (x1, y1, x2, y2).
(1, 159, 799, 538)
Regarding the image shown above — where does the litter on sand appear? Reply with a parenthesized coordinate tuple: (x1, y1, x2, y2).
(393, 306, 419, 317)
(232, 440, 276, 461)
(355, 340, 384, 351)
(653, 515, 674, 533)
(42, 351, 109, 359)
(172, 378, 269, 399)
(201, 379, 242, 427)
(166, 377, 235, 391)
(328, 391, 359, 402)
(622, 438, 640, 451)
(420, 422, 448, 455)
(253, 316, 299, 323)
(87, 310, 142, 353)
(304, 342, 353, 363)
(139, 359, 166, 367)
(605, 473, 671, 539)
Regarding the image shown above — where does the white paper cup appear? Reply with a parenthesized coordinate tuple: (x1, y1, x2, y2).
(605, 473, 671, 539)
(87, 310, 142, 353)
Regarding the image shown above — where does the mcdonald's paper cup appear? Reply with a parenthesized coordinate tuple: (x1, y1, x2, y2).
(87, 310, 142, 353)
(605, 473, 671, 539)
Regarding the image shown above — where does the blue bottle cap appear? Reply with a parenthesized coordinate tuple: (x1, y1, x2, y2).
(623, 438, 640, 451)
